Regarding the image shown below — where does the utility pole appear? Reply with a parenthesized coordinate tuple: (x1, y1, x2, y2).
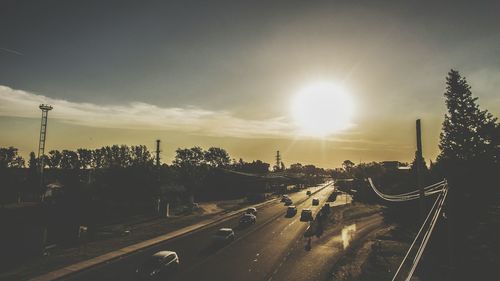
(275, 150, 281, 171)
(38, 104, 53, 199)
(416, 119, 425, 222)
(155, 139, 161, 169)
(155, 139, 165, 216)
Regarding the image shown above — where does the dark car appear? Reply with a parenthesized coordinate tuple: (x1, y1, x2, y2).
(281, 195, 290, 202)
(312, 198, 320, 206)
(239, 213, 256, 225)
(136, 251, 179, 280)
(306, 190, 312, 196)
(300, 209, 313, 222)
(284, 198, 293, 206)
(286, 206, 297, 217)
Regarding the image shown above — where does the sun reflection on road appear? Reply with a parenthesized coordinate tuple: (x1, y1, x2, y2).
(341, 224, 356, 249)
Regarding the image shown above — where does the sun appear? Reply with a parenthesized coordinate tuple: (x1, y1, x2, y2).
(291, 82, 355, 137)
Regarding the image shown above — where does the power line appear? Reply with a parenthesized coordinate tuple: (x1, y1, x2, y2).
(391, 188, 444, 281)
(368, 177, 449, 281)
(405, 186, 448, 281)
(368, 178, 445, 202)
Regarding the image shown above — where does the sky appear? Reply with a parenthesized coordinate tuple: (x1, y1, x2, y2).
(1, 0, 499, 168)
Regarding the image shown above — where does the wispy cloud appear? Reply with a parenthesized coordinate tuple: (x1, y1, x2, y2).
(0, 85, 296, 138)
(0, 47, 23, 56)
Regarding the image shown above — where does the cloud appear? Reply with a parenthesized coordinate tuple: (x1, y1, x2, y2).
(0, 85, 298, 138)
(0, 47, 23, 56)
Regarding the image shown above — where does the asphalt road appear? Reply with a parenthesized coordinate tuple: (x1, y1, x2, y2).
(62, 182, 335, 281)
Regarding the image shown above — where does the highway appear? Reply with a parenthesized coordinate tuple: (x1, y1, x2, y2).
(62, 182, 338, 281)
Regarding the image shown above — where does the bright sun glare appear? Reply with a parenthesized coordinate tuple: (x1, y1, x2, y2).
(292, 82, 355, 137)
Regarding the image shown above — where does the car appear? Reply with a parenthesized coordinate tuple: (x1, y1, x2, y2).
(135, 251, 179, 280)
(239, 213, 256, 225)
(280, 195, 290, 202)
(300, 209, 313, 222)
(246, 207, 257, 215)
(286, 206, 297, 217)
(284, 198, 293, 206)
(306, 190, 312, 196)
(213, 228, 235, 243)
(312, 198, 320, 206)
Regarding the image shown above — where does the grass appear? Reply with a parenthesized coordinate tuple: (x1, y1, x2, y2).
(356, 228, 411, 281)
(342, 204, 384, 221)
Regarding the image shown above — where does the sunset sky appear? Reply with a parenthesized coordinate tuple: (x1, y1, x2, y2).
(1, 0, 499, 168)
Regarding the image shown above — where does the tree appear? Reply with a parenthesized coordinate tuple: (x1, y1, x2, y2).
(0, 146, 24, 168)
(0, 147, 24, 205)
(204, 147, 230, 168)
(77, 149, 93, 169)
(48, 150, 62, 168)
(432, 69, 500, 281)
(173, 147, 208, 202)
(438, 69, 498, 163)
(410, 151, 430, 185)
(288, 163, 303, 173)
(232, 159, 270, 174)
(28, 152, 38, 169)
(130, 145, 153, 167)
(303, 164, 318, 176)
(92, 148, 105, 169)
(60, 150, 80, 170)
(342, 160, 355, 174)
(351, 162, 384, 180)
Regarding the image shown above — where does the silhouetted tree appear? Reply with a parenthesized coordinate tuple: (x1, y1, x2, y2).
(0, 146, 24, 168)
(431, 70, 499, 280)
(28, 152, 37, 169)
(130, 145, 153, 167)
(173, 147, 208, 202)
(77, 149, 93, 169)
(0, 147, 24, 205)
(92, 148, 105, 169)
(342, 160, 355, 175)
(48, 150, 62, 168)
(232, 159, 270, 174)
(410, 151, 429, 182)
(351, 162, 384, 180)
(437, 69, 497, 163)
(204, 147, 230, 168)
(288, 163, 303, 173)
(60, 150, 79, 170)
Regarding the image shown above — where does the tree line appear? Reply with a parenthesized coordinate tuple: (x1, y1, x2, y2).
(0, 144, 330, 206)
